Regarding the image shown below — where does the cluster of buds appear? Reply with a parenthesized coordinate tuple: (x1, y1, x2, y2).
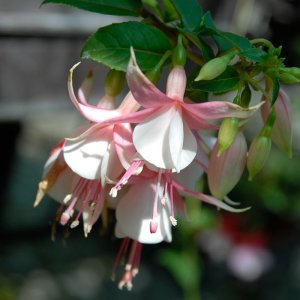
(35, 42, 292, 289)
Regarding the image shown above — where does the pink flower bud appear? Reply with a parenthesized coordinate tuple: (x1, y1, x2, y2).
(261, 89, 292, 157)
(208, 132, 247, 199)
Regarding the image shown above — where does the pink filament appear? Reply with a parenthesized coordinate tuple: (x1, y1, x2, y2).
(110, 160, 143, 196)
(60, 178, 86, 225)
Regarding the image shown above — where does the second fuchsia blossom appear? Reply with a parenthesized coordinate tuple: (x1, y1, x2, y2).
(36, 67, 141, 236)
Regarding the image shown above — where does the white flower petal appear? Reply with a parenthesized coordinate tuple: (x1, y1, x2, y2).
(103, 141, 124, 184)
(133, 106, 175, 169)
(47, 167, 77, 204)
(43, 147, 62, 177)
(100, 146, 110, 186)
(177, 121, 197, 170)
(168, 109, 184, 172)
(116, 179, 172, 244)
(63, 126, 113, 180)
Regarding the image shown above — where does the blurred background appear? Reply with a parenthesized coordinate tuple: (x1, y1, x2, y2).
(1, 0, 300, 299)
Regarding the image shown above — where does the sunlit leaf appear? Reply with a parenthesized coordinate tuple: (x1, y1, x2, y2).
(81, 21, 171, 71)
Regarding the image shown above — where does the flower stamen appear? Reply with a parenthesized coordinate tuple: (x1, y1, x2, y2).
(109, 160, 143, 197)
(166, 172, 177, 227)
(115, 239, 142, 291)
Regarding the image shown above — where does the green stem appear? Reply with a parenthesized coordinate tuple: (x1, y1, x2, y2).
(157, 50, 172, 68)
(248, 78, 272, 103)
(250, 38, 273, 48)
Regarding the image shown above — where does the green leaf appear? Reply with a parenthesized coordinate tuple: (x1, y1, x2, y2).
(219, 32, 252, 51)
(184, 32, 214, 61)
(81, 21, 171, 71)
(187, 67, 240, 94)
(240, 48, 268, 62)
(199, 11, 217, 34)
(42, 0, 142, 17)
(200, 12, 252, 52)
(197, 36, 215, 61)
(170, 0, 203, 31)
(162, 0, 179, 22)
(199, 12, 229, 50)
(185, 88, 208, 102)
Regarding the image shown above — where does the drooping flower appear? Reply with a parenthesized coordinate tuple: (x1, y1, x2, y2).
(98, 49, 263, 173)
(110, 164, 250, 247)
(35, 68, 136, 236)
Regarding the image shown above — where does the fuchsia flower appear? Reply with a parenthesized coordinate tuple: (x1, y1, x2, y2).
(35, 67, 139, 236)
(36, 49, 264, 291)
(111, 164, 250, 247)
(110, 163, 250, 290)
(100, 49, 262, 173)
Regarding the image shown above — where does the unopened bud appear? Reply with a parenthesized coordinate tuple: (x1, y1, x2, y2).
(195, 52, 235, 81)
(104, 69, 125, 97)
(247, 134, 271, 180)
(208, 132, 247, 200)
(282, 67, 300, 78)
(217, 117, 239, 156)
(279, 67, 300, 83)
(279, 73, 300, 84)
